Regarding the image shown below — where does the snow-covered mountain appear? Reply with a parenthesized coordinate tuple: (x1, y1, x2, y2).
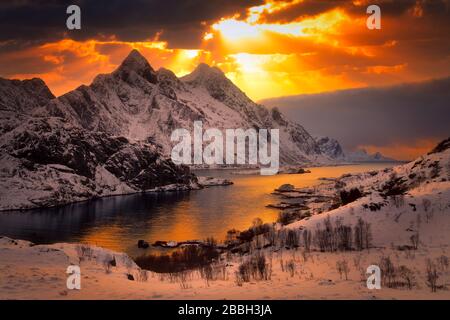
(0, 77, 54, 113)
(345, 148, 395, 162)
(315, 136, 396, 162)
(36, 50, 326, 164)
(0, 76, 197, 211)
(315, 136, 345, 160)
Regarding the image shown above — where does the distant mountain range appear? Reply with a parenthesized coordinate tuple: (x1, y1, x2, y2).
(261, 77, 450, 160)
(315, 136, 395, 162)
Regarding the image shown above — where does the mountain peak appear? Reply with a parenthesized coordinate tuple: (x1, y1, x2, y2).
(114, 50, 157, 84)
(181, 63, 224, 83)
(0, 77, 55, 112)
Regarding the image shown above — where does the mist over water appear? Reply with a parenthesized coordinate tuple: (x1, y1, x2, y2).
(0, 163, 396, 257)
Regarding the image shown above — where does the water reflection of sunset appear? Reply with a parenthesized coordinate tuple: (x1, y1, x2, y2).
(65, 164, 396, 257)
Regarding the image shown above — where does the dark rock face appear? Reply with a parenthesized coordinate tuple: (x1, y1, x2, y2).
(113, 49, 158, 85)
(0, 77, 55, 113)
(0, 117, 197, 210)
(429, 138, 450, 154)
(3, 118, 127, 178)
(315, 137, 345, 160)
(36, 50, 327, 164)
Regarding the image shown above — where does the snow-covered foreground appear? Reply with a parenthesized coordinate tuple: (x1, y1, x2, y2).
(284, 138, 450, 249)
(1, 236, 449, 300)
(1, 139, 449, 300)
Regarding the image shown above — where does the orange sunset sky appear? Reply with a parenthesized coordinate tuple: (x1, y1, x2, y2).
(0, 0, 449, 159)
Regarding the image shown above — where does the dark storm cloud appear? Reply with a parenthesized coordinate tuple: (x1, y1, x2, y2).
(0, 0, 263, 48)
(261, 0, 449, 23)
(261, 77, 450, 151)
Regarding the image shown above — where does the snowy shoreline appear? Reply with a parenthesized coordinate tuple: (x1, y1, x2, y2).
(1, 139, 449, 300)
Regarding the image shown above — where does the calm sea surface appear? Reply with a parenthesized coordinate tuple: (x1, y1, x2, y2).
(0, 163, 397, 257)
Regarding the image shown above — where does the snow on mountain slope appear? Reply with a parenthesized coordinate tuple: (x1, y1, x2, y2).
(0, 117, 197, 211)
(285, 138, 450, 247)
(315, 136, 396, 162)
(345, 148, 396, 162)
(0, 77, 55, 113)
(315, 136, 345, 160)
(0, 77, 55, 136)
(37, 50, 326, 165)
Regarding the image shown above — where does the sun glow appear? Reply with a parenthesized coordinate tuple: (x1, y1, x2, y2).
(4, 0, 444, 104)
(211, 4, 349, 44)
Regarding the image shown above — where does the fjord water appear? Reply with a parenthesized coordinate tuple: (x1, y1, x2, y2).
(0, 163, 396, 257)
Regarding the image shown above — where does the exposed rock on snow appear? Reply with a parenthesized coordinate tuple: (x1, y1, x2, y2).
(197, 176, 233, 187)
(0, 117, 197, 211)
(315, 136, 345, 160)
(0, 77, 54, 113)
(275, 184, 295, 192)
(37, 50, 327, 164)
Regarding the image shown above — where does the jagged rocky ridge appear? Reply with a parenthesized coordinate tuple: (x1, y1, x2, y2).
(0, 75, 197, 210)
(36, 50, 326, 164)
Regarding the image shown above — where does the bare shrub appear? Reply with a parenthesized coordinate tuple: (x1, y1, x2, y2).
(314, 216, 336, 252)
(392, 195, 405, 208)
(336, 259, 350, 280)
(277, 211, 294, 225)
(226, 229, 239, 245)
(136, 270, 148, 282)
(302, 229, 312, 252)
(353, 254, 362, 269)
(422, 198, 431, 212)
(235, 253, 271, 285)
(285, 229, 299, 248)
(285, 260, 295, 277)
(205, 237, 217, 247)
(335, 220, 352, 251)
(179, 271, 191, 289)
(437, 255, 449, 271)
(398, 266, 415, 290)
(426, 209, 434, 223)
(199, 263, 227, 286)
(379, 256, 396, 288)
(314, 216, 355, 252)
(410, 232, 420, 250)
(134, 245, 219, 273)
(263, 226, 277, 247)
(354, 217, 372, 251)
(426, 259, 439, 292)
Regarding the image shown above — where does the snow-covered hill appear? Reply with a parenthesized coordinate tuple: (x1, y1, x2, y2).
(284, 138, 450, 247)
(36, 50, 327, 164)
